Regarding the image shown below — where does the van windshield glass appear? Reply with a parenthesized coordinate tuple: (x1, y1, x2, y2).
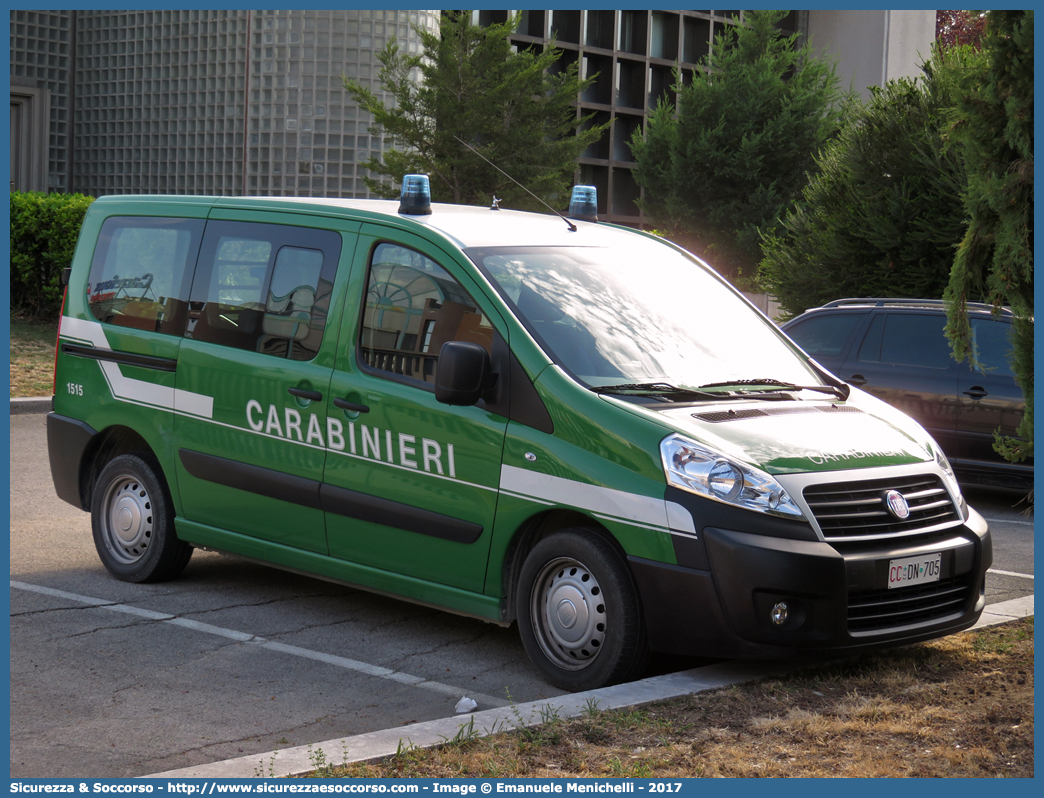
(467, 244, 817, 391)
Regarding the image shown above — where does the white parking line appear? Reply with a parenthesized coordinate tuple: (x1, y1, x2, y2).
(982, 516, 1034, 526)
(10, 580, 509, 707)
(988, 568, 1034, 580)
(150, 594, 1036, 779)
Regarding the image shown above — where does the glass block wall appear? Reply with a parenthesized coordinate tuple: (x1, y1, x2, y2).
(74, 10, 250, 195)
(9, 9, 73, 191)
(9, 9, 438, 198)
(247, 9, 437, 196)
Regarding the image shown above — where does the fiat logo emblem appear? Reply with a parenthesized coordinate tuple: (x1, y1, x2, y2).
(885, 489, 911, 519)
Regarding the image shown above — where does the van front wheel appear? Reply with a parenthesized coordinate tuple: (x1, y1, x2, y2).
(91, 454, 192, 583)
(517, 528, 647, 691)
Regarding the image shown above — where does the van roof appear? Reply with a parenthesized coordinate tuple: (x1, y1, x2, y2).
(280, 197, 646, 249)
(92, 194, 651, 251)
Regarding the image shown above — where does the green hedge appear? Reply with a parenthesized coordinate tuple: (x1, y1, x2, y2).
(10, 191, 94, 318)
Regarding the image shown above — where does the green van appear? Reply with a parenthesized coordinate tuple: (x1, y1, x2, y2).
(48, 179, 992, 690)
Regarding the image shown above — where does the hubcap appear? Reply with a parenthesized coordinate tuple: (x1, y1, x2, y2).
(102, 476, 153, 564)
(532, 557, 607, 670)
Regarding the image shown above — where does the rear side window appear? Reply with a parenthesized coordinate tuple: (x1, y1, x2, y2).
(971, 317, 1015, 377)
(187, 220, 340, 361)
(87, 216, 203, 335)
(786, 312, 866, 359)
(858, 313, 954, 369)
(360, 242, 493, 385)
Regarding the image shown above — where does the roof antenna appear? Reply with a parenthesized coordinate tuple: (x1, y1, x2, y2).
(453, 136, 577, 232)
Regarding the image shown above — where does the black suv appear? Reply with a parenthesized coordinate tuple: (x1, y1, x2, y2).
(782, 298, 1031, 490)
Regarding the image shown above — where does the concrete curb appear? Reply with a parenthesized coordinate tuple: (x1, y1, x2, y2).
(11, 396, 51, 415)
(143, 595, 1034, 780)
(972, 594, 1034, 628)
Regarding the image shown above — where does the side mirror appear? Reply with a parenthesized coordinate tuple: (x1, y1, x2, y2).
(435, 341, 494, 406)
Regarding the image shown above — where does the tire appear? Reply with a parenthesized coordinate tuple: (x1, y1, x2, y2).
(91, 453, 192, 583)
(517, 527, 648, 691)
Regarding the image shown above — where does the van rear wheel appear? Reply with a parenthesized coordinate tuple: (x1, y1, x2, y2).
(517, 528, 648, 691)
(91, 454, 192, 583)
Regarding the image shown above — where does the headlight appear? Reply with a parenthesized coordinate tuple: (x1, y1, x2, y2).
(660, 434, 806, 520)
(931, 438, 964, 504)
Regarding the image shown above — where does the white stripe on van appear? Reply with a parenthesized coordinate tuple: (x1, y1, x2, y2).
(500, 464, 674, 533)
(60, 317, 214, 419)
(665, 501, 696, 535)
(59, 317, 691, 538)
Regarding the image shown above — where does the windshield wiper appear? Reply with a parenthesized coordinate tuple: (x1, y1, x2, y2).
(596, 382, 794, 402)
(595, 382, 720, 401)
(696, 379, 851, 401)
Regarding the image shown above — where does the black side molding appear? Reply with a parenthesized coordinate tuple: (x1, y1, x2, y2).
(178, 449, 482, 544)
(320, 483, 483, 544)
(62, 343, 178, 372)
(179, 449, 323, 511)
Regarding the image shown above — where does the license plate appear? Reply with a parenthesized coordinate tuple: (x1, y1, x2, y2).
(888, 553, 942, 589)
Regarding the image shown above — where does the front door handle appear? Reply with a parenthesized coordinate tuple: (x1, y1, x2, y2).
(846, 374, 868, 387)
(288, 387, 323, 402)
(963, 386, 988, 400)
(333, 398, 370, 413)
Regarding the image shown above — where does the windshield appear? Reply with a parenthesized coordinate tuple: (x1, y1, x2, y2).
(467, 242, 819, 391)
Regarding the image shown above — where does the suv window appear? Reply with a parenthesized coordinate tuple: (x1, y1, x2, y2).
(971, 317, 1015, 377)
(360, 242, 493, 385)
(858, 313, 954, 369)
(785, 312, 866, 359)
(187, 220, 340, 360)
(87, 216, 203, 335)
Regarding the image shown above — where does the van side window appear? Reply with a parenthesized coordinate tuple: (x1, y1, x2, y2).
(360, 242, 493, 384)
(187, 220, 340, 361)
(87, 216, 203, 334)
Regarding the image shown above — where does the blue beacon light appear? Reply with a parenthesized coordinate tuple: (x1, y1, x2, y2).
(568, 185, 598, 222)
(398, 174, 432, 215)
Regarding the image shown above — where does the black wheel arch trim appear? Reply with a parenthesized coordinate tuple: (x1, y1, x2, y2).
(178, 449, 482, 544)
(47, 412, 98, 510)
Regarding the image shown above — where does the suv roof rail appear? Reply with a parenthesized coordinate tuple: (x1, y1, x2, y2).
(819, 297, 1005, 313)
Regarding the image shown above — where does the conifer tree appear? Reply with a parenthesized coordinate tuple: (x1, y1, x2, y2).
(630, 9, 848, 284)
(344, 11, 606, 211)
(945, 10, 1034, 462)
(759, 45, 980, 317)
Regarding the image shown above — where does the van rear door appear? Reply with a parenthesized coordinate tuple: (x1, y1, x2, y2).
(173, 212, 353, 554)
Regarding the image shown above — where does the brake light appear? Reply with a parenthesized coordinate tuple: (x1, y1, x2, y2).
(52, 287, 68, 397)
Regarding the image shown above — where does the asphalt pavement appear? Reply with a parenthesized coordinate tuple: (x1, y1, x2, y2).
(9, 408, 1035, 778)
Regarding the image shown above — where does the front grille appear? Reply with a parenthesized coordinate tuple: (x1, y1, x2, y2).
(804, 474, 960, 542)
(848, 573, 974, 633)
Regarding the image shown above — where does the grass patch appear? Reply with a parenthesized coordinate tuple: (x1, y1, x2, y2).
(11, 315, 59, 397)
(305, 618, 1033, 779)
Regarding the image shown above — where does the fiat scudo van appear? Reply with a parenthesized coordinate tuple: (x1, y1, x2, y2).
(49, 178, 992, 690)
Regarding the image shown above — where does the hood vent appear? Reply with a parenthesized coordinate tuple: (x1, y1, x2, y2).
(694, 404, 864, 424)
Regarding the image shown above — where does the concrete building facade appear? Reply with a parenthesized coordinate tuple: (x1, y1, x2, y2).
(9, 9, 936, 225)
(9, 9, 437, 197)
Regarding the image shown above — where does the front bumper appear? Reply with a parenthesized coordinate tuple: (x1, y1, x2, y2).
(632, 497, 991, 659)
